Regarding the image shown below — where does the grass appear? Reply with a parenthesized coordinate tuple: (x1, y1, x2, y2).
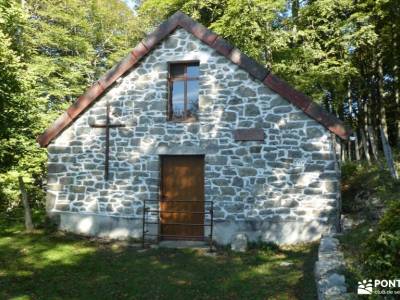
(0, 219, 317, 300)
(338, 222, 372, 294)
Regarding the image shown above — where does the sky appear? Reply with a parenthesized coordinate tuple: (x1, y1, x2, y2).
(123, 0, 140, 12)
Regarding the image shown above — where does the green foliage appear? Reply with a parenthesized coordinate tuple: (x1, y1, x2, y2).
(140, 0, 287, 68)
(270, 0, 355, 104)
(0, 0, 45, 211)
(139, 0, 372, 107)
(0, 0, 141, 212)
(338, 222, 371, 293)
(28, 0, 142, 113)
(363, 200, 400, 279)
(340, 162, 400, 292)
(208, 0, 286, 64)
(341, 161, 400, 215)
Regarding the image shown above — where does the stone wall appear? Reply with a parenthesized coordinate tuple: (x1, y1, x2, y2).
(47, 28, 340, 244)
(315, 234, 352, 300)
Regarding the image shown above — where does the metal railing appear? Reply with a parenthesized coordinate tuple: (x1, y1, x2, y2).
(142, 199, 214, 252)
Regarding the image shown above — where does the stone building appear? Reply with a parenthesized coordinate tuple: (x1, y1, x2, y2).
(37, 12, 349, 245)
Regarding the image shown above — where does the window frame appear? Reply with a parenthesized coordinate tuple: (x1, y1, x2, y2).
(167, 61, 200, 122)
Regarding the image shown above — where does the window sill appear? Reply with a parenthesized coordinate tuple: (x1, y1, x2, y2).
(167, 117, 199, 123)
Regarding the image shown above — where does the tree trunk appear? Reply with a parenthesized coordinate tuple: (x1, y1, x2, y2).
(354, 131, 360, 161)
(291, 0, 299, 19)
(347, 81, 353, 162)
(369, 52, 381, 154)
(380, 126, 399, 179)
(377, 50, 390, 145)
(331, 134, 341, 170)
(395, 65, 400, 147)
(360, 129, 371, 164)
(330, 133, 341, 232)
(368, 126, 380, 163)
(364, 95, 380, 164)
(347, 138, 351, 161)
(357, 96, 370, 163)
(341, 142, 346, 163)
(18, 176, 33, 232)
(392, 17, 400, 147)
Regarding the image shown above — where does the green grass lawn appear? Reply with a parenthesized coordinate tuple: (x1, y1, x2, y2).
(0, 221, 317, 300)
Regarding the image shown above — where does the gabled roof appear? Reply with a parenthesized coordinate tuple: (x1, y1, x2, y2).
(37, 11, 350, 147)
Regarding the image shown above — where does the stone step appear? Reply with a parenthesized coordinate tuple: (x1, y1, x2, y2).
(157, 240, 209, 249)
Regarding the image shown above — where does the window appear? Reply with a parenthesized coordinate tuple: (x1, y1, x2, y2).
(168, 62, 199, 121)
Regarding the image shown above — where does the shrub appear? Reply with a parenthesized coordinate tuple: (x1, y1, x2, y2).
(363, 200, 400, 279)
(341, 162, 400, 217)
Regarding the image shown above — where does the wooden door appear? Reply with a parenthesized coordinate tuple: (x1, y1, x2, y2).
(160, 155, 204, 240)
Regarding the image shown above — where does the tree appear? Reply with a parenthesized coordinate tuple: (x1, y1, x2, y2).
(0, 0, 45, 211)
(0, 0, 141, 213)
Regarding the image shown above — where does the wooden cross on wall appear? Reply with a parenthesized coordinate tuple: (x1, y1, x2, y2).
(90, 101, 125, 181)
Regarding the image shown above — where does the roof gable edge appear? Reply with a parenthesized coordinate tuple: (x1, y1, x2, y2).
(37, 11, 350, 147)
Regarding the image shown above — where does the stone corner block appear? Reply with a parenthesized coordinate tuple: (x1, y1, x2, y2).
(230, 232, 248, 252)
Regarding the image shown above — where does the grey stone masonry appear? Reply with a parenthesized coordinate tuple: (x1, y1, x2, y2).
(315, 234, 353, 300)
(47, 28, 340, 244)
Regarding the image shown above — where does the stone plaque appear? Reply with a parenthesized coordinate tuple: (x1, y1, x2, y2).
(233, 128, 265, 141)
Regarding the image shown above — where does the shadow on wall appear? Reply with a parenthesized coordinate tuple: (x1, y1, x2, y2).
(58, 213, 156, 240)
(213, 219, 333, 245)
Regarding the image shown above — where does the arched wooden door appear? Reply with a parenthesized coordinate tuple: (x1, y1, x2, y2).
(160, 155, 204, 240)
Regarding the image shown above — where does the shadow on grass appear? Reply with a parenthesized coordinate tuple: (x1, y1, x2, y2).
(0, 224, 317, 300)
